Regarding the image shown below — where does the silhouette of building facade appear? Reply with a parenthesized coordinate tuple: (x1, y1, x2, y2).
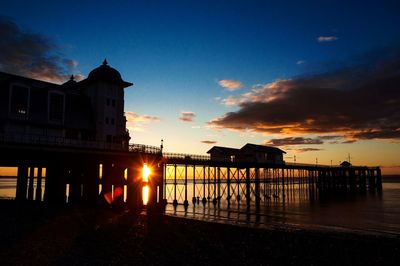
(0, 60, 132, 150)
(207, 143, 286, 164)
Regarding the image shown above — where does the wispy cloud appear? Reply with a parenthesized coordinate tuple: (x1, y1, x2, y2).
(209, 46, 400, 140)
(317, 36, 338, 42)
(201, 140, 217, 144)
(125, 111, 160, 132)
(0, 16, 81, 83)
(218, 79, 243, 91)
(266, 137, 323, 146)
(179, 111, 196, 122)
(297, 60, 306, 65)
(296, 148, 323, 153)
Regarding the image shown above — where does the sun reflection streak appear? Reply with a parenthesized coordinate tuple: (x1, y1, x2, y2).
(142, 185, 149, 205)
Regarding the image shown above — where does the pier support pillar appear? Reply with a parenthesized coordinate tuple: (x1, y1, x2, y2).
(44, 164, 66, 204)
(368, 170, 376, 191)
(227, 167, 231, 207)
(101, 163, 113, 206)
(83, 162, 99, 205)
(27, 167, 35, 201)
(68, 166, 82, 204)
(245, 167, 251, 206)
(111, 165, 125, 208)
(255, 168, 260, 210)
(16, 165, 28, 201)
(376, 168, 382, 192)
(127, 165, 142, 210)
(35, 167, 43, 202)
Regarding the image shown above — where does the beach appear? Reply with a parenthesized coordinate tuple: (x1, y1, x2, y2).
(0, 200, 399, 265)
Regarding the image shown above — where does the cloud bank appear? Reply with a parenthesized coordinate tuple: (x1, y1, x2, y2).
(209, 48, 400, 140)
(0, 17, 81, 83)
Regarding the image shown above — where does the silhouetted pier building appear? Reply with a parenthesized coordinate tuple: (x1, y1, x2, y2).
(0, 61, 382, 210)
(0, 60, 163, 208)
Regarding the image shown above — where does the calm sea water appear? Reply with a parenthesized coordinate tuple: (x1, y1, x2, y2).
(164, 177, 400, 235)
(1, 177, 399, 235)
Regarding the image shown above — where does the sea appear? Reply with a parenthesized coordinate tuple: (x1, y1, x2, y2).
(1, 175, 399, 236)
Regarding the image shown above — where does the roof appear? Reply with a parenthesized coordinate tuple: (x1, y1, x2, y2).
(240, 143, 286, 154)
(0, 71, 60, 88)
(340, 161, 352, 167)
(85, 59, 133, 88)
(207, 146, 240, 155)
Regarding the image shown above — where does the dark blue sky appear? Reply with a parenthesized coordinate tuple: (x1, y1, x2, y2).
(2, 0, 400, 171)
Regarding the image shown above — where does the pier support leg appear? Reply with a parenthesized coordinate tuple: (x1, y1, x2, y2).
(255, 168, 260, 210)
(35, 167, 42, 202)
(192, 165, 196, 204)
(127, 165, 142, 210)
(27, 167, 34, 201)
(183, 164, 189, 207)
(245, 168, 251, 206)
(376, 168, 382, 192)
(111, 165, 125, 208)
(101, 163, 113, 206)
(16, 165, 28, 202)
(202, 166, 207, 204)
(227, 167, 231, 207)
(68, 166, 82, 204)
(44, 164, 66, 204)
(83, 162, 99, 205)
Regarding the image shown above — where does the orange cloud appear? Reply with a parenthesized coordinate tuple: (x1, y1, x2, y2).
(218, 79, 243, 91)
(125, 111, 160, 132)
(209, 48, 400, 141)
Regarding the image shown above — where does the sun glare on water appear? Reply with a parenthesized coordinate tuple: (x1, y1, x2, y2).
(142, 185, 149, 205)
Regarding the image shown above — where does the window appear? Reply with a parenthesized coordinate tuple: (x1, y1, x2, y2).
(106, 98, 110, 106)
(10, 85, 29, 118)
(105, 117, 109, 124)
(112, 99, 116, 107)
(111, 118, 115, 125)
(106, 135, 112, 142)
(48, 92, 64, 123)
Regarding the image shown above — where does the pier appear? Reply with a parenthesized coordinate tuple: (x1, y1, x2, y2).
(162, 156, 382, 208)
(1, 133, 382, 211)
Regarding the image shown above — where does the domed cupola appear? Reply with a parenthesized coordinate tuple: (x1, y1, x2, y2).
(87, 59, 132, 88)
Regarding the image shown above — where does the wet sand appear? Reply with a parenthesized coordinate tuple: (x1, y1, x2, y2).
(0, 200, 399, 265)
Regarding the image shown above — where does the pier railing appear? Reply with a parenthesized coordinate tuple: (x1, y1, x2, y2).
(0, 133, 164, 154)
(163, 153, 211, 161)
(129, 144, 161, 154)
(0, 133, 127, 150)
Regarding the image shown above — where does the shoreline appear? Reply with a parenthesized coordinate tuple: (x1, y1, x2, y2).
(166, 211, 400, 239)
(1, 200, 399, 265)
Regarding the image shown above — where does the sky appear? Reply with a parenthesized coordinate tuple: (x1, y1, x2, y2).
(1, 0, 400, 174)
